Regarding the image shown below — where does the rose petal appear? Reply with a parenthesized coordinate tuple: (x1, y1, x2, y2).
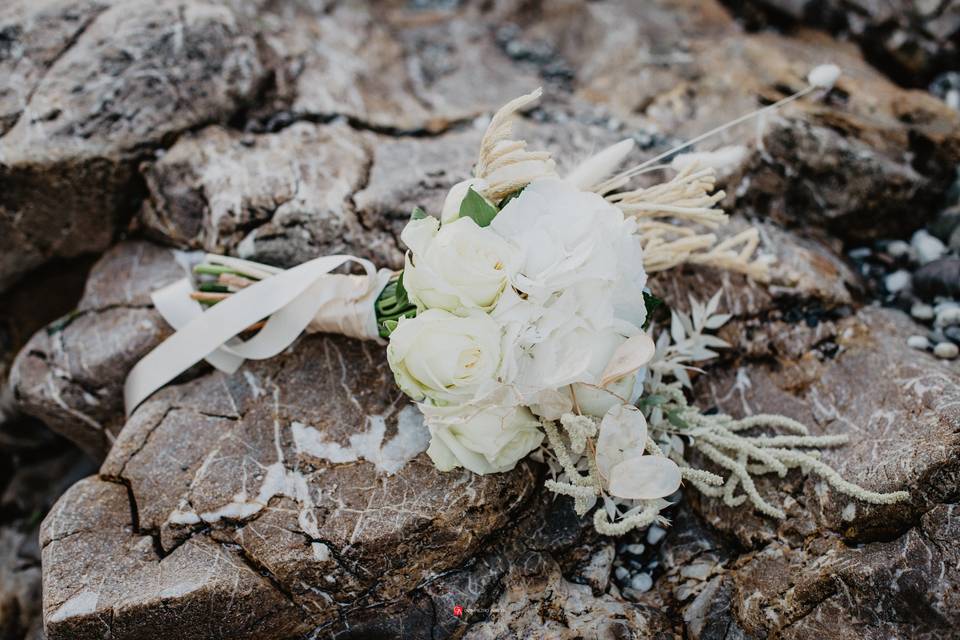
(607, 456, 682, 500)
(600, 333, 655, 387)
(595, 404, 648, 479)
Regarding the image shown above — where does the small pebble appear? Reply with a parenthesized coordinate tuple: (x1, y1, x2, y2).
(629, 572, 653, 592)
(884, 269, 911, 293)
(885, 239, 911, 258)
(945, 326, 960, 345)
(615, 566, 629, 581)
(912, 229, 947, 264)
(934, 342, 959, 359)
(848, 247, 872, 260)
(646, 525, 667, 545)
(911, 302, 935, 321)
(907, 335, 931, 350)
(625, 544, 645, 556)
(935, 307, 960, 328)
(913, 259, 960, 299)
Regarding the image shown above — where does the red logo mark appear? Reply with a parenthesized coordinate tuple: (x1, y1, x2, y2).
(453, 605, 464, 618)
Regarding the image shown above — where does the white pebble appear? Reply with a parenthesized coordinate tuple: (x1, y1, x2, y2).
(934, 342, 959, 359)
(886, 240, 911, 258)
(629, 572, 653, 592)
(625, 544, 645, 556)
(807, 63, 841, 90)
(907, 335, 930, 350)
(911, 302, 935, 321)
(884, 269, 911, 293)
(646, 525, 667, 545)
(615, 566, 629, 581)
(911, 229, 946, 264)
(935, 307, 960, 328)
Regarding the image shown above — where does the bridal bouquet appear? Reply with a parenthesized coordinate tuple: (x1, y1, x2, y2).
(125, 65, 908, 536)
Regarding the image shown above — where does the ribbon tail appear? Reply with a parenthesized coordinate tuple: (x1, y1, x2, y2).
(151, 278, 245, 374)
(124, 254, 374, 416)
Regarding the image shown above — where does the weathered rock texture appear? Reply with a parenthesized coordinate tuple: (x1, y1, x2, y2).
(0, 430, 93, 640)
(727, 0, 960, 87)
(139, 121, 401, 270)
(513, 0, 960, 242)
(41, 334, 543, 639)
(0, 256, 91, 429)
(6, 0, 960, 638)
(10, 242, 190, 458)
(0, 0, 266, 291)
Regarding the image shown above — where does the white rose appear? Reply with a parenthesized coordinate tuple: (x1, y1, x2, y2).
(422, 402, 543, 474)
(401, 215, 519, 315)
(386, 309, 503, 405)
(490, 177, 648, 328)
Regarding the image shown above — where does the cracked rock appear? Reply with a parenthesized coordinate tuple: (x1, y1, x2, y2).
(41, 477, 302, 640)
(514, 0, 960, 243)
(10, 242, 191, 458)
(41, 332, 538, 639)
(256, 2, 543, 133)
(694, 307, 960, 548)
(139, 121, 403, 270)
(0, 0, 266, 291)
(727, 0, 960, 87)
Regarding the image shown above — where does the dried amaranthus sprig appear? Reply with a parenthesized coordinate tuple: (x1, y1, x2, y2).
(541, 292, 910, 536)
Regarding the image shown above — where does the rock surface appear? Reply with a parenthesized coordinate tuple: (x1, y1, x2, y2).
(42, 334, 540, 639)
(139, 122, 402, 270)
(0, 429, 93, 640)
(695, 306, 960, 548)
(10, 242, 190, 458)
(5, 0, 960, 638)
(0, 0, 266, 291)
(518, 0, 960, 242)
(727, 0, 960, 87)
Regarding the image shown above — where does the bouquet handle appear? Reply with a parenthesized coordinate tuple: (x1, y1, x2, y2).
(124, 254, 390, 416)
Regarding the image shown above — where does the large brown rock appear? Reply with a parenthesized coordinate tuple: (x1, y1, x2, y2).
(41, 333, 541, 639)
(0, 0, 266, 291)
(10, 242, 190, 458)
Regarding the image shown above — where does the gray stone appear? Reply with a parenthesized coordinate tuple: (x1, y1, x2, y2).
(0, 0, 266, 291)
(913, 258, 960, 299)
(140, 121, 402, 270)
(10, 242, 190, 458)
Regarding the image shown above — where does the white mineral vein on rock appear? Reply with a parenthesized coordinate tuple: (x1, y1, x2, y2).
(292, 404, 429, 474)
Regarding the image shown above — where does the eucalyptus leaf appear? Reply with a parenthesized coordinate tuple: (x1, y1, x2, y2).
(458, 187, 498, 227)
(410, 206, 428, 221)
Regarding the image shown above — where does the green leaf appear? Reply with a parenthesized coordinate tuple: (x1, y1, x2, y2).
(642, 291, 665, 330)
(497, 186, 526, 209)
(410, 207, 428, 221)
(458, 187, 498, 227)
(198, 282, 229, 293)
(666, 410, 690, 430)
(395, 270, 409, 306)
(637, 394, 667, 408)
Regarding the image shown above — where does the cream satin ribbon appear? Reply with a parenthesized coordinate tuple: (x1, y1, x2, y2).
(124, 254, 391, 416)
